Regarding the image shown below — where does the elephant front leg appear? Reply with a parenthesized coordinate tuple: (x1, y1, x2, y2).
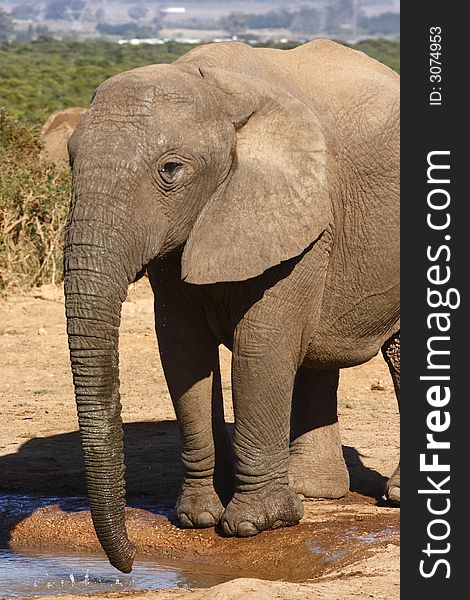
(150, 265, 232, 528)
(173, 356, 231, 528)
(289, 367, 349, 499)
(221, 330, 304, 537)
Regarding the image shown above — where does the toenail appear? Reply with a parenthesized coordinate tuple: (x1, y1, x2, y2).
(237, 521, 259, 537)
(387, 487, 400, 506)
(222, 519, 234, 536)
(196, 511, 216, 527)
(178, 513, 193, 528)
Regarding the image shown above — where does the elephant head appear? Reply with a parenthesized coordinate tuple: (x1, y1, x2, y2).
(40, 107, 87, 164)
(64, 51, 332, 572)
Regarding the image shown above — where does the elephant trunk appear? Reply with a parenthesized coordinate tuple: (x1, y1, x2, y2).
(64, 201, 151, 572)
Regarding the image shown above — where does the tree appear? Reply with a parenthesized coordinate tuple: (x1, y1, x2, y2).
(96, 22, 154, 38)
(150, 15, 161, 37)
(11, 2, 41, 21)
(219, 12, 249, 37)
(359, 12, 400, 35)
(291, 7, 321, 35)
(95, 8, 105, 23)
(324, 0, 354, 33)
(128, 6, 148, 23)
(45, 0, 86, 21)
(246, 10, 293, 29)
(0, 8, 14, 41)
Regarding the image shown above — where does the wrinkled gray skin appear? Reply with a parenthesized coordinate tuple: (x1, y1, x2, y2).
(64, 40, 400, 573)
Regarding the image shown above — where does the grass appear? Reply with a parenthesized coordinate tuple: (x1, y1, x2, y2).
(0, 109, 71, 295)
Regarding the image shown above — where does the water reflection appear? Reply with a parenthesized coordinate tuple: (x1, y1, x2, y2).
(0, 546, 236, 597)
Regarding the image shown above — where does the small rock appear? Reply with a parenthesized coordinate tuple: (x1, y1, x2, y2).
(371, 379, 387, 391)
(38, 327, 47, 336)
(3, 327, 20, 335)
(357, 506, 377, 515)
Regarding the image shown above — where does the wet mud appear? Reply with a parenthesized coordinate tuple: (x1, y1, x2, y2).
(3, 497, 399, 583)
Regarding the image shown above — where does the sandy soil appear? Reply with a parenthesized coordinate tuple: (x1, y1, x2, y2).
(0, 279, 400, 599)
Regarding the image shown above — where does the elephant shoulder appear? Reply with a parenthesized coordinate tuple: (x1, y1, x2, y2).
(288, 39, 398, 80)
(175, 42, 265, 77)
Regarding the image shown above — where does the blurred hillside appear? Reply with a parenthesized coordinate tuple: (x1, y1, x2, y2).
(1, 1, 399, 43)
(0, 37, 399, 124)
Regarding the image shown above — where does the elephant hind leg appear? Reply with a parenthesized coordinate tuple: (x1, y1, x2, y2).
(289, 367, 349, 499)
(381, 331, 400, 506)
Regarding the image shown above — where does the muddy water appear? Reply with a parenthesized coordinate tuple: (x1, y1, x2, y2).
(0, 495, 247, 596)
(0, 546, 239, 597)
(0, 493, 400, 596)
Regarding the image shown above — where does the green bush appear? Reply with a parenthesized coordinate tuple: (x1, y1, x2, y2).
(351, 39, 400, 74)
(0, 109, 71, 294)
(0, 39, 399, 124)
(0, 39, 192, 123)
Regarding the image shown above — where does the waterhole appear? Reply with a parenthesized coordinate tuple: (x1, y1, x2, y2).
(0, 546, 238, 597)
(0, 494, 254, 597)
(0, 493, 399, 596)
(0, 494, 247, 596)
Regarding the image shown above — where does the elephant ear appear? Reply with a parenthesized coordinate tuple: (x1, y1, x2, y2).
(181, 68, 332, 284)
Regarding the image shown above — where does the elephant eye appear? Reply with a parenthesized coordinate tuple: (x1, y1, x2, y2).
(158, 161, 183, 184)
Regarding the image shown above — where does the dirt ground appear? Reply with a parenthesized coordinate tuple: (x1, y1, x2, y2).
(0, 279, 400, 599)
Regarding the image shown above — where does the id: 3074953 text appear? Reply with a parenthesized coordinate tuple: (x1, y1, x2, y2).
(429, 26, 443, 106)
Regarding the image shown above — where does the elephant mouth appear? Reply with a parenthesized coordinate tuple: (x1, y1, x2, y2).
(132, 265, 147, 283)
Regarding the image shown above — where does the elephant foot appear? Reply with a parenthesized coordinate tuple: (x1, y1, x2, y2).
(221, 484, 304, 537)
(289, 423, 349, 499)
(176, 480, 224, 528)
(385, 463, 400, 506)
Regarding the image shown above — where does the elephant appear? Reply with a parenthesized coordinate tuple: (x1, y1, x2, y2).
(63, 39, 399, 573)
(40, 107, 86, 164)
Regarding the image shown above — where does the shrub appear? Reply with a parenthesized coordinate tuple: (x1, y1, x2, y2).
(0, 109, 71, 294)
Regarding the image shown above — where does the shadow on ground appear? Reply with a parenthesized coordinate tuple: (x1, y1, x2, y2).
(0, 421, 388, 545)
(0, 422, 183, 503)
